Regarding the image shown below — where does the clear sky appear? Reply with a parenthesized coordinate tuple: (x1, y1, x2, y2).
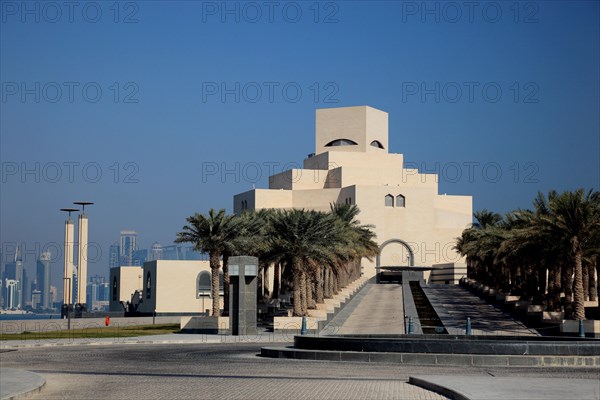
(1, 1, 599, 291)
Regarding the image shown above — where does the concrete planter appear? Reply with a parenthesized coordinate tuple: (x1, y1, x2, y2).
(514, 301, 530, 310)
(324, 298, 342, 308)
(180, 316, 229, 333)
(526, 305, 544, 315)
(274, 316, 321, 331)
(543, 311, 565, 323)
(307, 309, 329, 319)
(560, 319, 600, 337)
(316, 302, 335, 312)
(504, 295, 520, 303)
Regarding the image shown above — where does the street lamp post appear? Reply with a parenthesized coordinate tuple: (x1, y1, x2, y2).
(63, 277, 71, 330)
(73, 202, 94, 314)
(60, 208, 78, 322)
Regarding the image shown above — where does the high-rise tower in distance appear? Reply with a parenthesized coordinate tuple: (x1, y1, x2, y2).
(120, 230, 138, 266)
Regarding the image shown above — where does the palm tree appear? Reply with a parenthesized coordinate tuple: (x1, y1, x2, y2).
(220, 211, 258, 316)
(230, 209, 278, 304)
(538, 189, 600, 320)
(175, 208, 236, 316)
(455, 209, 503, 284)
(329, 203, 379, 291)
(267, 209, 339, 316)
(456, 189, 600, 319)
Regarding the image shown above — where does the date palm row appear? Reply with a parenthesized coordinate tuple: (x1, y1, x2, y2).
(455, 189, 600, 320)
(176, 204, 379, 317)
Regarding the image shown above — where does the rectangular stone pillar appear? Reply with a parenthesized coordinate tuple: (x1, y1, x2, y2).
(63, 218, 74, 305)
(229, 256, 258, 336)
(77, 213, 88, 308)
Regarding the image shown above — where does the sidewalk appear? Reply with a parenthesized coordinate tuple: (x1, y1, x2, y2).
(410, 375, 600, 400)
(0, 367, 45, 400)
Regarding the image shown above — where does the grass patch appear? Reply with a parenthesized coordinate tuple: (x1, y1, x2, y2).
(0, 323, 181, 341)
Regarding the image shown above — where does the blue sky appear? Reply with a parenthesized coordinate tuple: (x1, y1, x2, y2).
(1, 1, 598, 288)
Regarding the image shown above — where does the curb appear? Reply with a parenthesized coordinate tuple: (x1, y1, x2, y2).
(260, 346, 600, 367)
(409, 376, 470, 400)
(1, 337, 293, 350)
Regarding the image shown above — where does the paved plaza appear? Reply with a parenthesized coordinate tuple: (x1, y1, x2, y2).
(0, 343, 451, 400)
(1, 283, 598, 399)
(2, 343, 599, 400)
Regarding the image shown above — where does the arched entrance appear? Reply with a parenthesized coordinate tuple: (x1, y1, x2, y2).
(376, 238, 414, 283)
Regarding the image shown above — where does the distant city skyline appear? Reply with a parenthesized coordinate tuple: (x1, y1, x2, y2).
(1, 229, 205, 308)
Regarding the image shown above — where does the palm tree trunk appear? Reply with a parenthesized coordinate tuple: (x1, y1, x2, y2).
(572, 240, 585, 320)
(300, 269, 308, 315)
(553, 264, 562, 311)
(292, 261, 303, 317)
(547, 266, 556, 311)
(209, 250, 221, 317)
(315, 265, 324, 303)
(562, 261, 573, 316)
(535, 264, 546, 303)
(509, 264, 517, 294)
(589, 256, 598, 302)
(583, 259, 589, 302)
(257, 267, 263, 298)
(273, 262, 281, 299)
(332, 272, 339, 294)
(306, 270, 316, 309)
(222, 251, 230, 316)
(262, 261, 270, 299)
(324, 267, 330, 298)
(594, 256, 600, 302)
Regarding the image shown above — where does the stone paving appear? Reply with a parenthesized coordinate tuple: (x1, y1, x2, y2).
(33, 372, 448, 400)
(411, 375, 600, 400)
(2, 343, 598, 400)
(0, 344, 455, 400)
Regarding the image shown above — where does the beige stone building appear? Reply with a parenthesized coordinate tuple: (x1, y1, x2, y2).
(234, 106, 472, 281)
(110, 265, 143, 311)
(109, 261, 223, 314)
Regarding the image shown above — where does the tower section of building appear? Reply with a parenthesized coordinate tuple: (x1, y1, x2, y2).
(233, 106, 472, 279)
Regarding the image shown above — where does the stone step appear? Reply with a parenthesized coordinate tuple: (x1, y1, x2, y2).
(514, 301, 531, 310)
(275, 277, 368, 331)
(504, 295, 521, 303)
(273, 316, 322, 331)
(526, 305, 544, 315)
(307, 309, 329, 318)
(543, 311, 565, 323)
